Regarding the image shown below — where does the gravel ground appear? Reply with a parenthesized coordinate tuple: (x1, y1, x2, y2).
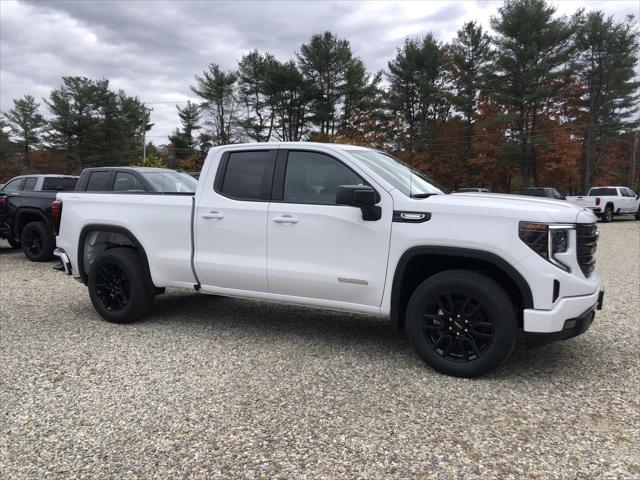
(1, 219, 639, 479)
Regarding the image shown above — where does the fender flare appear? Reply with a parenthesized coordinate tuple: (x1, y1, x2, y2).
(390, 246, 534, 329)
(14, 207, 50, 235)
(77, 224, 153, 288)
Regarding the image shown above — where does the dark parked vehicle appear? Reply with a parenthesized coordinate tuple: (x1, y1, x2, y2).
(75, 167, 197, 193)
(0, 174, 78, 261)
(519, 187, 565, 200)
(455, 188, 492, 193)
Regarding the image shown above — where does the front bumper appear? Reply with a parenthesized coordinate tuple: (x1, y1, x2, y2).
(523, 287, 604, 334)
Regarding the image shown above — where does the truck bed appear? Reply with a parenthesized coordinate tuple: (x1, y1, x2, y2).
(55, 193, 196, 288)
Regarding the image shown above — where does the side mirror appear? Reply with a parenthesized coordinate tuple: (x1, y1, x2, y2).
(336, 185, 381, 221)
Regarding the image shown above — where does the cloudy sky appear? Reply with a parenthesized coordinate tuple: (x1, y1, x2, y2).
(1, 0, 637, 144)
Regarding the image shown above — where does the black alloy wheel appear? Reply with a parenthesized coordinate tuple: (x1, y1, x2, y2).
(20, 221, 54, 261)
(406, 269, 517, 378)
(422, 293, 493, 362)
(23, 228, 43, 257)
(94, 263, 131, 312)
(88, 247, 154, 323)
(602, 206, 613, 222)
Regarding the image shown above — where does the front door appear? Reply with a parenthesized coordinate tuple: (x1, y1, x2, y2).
(267, 149, 392, 308)
(195, 149, 277, 293)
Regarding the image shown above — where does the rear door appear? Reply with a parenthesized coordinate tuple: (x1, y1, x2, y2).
(266, 149, 392, 308)
(194, 148, 277, 293)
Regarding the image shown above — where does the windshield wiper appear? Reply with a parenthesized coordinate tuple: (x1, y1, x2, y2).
(410, 193, 439, 198)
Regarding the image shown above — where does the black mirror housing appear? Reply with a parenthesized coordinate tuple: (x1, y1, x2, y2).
(336, 185, 381, 221)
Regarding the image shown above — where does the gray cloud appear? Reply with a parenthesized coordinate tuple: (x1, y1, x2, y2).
(1, 0, 636, 144)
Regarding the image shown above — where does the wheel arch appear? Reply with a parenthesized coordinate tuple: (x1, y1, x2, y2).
(77, 224, 154, 289)
(15, 208, 50, 236)
(390, 246, 534, 330)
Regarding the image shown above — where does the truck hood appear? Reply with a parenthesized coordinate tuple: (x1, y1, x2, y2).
(397, 192, 597, 224)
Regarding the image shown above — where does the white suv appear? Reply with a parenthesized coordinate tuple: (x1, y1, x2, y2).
(54, 143, 605, 377)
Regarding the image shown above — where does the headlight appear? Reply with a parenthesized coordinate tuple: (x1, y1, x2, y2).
(519, 222, 573, 272)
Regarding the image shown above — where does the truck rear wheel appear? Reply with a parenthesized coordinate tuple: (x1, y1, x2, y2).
(601, 205, 613, 222)
(405, 269, 517, 378)
(88, 247, 154, 323)
(20, 221, 54, 261)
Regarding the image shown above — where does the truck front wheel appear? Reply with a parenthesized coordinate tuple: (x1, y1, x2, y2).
(88, 247, 154, 323)
(405, 269, 517, 378)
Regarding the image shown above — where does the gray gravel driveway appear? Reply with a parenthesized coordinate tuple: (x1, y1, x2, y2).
(1, 220, 639, 478)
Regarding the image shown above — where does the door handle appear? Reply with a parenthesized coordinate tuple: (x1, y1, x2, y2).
(202, 211, 224, 219)
(273, 215, 298, 224)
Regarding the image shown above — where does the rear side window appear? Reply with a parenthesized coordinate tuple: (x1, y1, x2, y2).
(86, 172, 112, 191)
(2, 178, 24, 193)
(589, 188, 617, 196)
(42, 177, 77, 191)
(23, 177, 37, 191)
(219, 151, 275, 200)
(114, 172, 147, 192)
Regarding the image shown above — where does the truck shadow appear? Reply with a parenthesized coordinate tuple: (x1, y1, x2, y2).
(145, 291, 604, 379)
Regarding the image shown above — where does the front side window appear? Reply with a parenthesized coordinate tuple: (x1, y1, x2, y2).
(283, 151, 363, 204)
(142, 171, 197, 193)
(86, 172, 112, 191)
(23, 177, 37, 191)
(346, 150, 445, 197)
(114, 172, 148, 192)
(1, 178, 24, 193)
(220, 151, 275, 200)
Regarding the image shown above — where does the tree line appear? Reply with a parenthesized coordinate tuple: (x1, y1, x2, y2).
(2, 0, 638, 193)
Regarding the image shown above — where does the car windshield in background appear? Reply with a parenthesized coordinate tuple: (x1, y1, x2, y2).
(42, 177, 77, 191)
(589, 187, 617, 196)
(142, 171, 197, 193)
(347, 150, 446, 197)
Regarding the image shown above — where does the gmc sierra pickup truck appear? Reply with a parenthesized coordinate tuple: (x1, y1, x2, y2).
(53, 143, 604, 377)
(566, 186, 640, 222)
(1, 174, 78, 260)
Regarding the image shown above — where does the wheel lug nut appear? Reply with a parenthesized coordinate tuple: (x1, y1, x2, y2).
(464, 329, 468, 332)
(449, 327, 452, 330)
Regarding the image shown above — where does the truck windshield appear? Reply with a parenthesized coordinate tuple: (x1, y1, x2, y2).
(346, 150, 446, 197)
(142, 171, 197, 193)
(589, 188, 617, 196)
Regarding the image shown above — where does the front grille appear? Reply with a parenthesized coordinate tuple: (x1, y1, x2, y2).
(576, 223, 598, 277)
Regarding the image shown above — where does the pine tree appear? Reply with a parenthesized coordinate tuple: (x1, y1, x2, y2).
(490, 0, 573, 187)
(168, 101, 201, 160)
(573, 10, 640, 192)
(3, 95, 46, 172)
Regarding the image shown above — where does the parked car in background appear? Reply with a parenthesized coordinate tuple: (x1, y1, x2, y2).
(54, 142, 604, 378)
(519, 187, 565, 200)
(455, 188, 491, 193)
(566, 186, 640, 222)
(0, 174, 78, 260)
(75, 167, 197, 193)
(188, 171, 201, 180)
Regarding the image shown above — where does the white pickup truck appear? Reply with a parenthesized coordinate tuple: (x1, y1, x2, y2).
(566, 186, 640, 222)
(53, 143, 604, 377)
